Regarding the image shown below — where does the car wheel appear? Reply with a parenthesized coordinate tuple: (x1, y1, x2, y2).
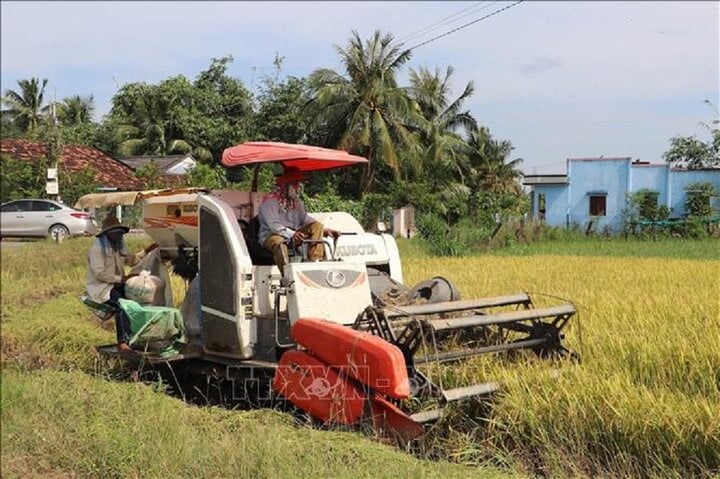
(49, 224, 70, 243)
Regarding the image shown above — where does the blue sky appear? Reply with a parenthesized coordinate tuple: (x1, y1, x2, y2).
(1, 1, 717, 173)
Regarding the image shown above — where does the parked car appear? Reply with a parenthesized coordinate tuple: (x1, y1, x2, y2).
(0, 199, 97, 240)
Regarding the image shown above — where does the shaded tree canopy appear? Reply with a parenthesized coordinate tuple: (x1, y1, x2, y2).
(663, 101, 720, 169)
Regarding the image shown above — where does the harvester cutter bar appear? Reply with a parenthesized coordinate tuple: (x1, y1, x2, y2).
(414, 337, 547, 364)
(408, 381, 501, 424)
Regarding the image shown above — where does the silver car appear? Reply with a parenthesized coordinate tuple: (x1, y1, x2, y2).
(0, 199, 97, 240)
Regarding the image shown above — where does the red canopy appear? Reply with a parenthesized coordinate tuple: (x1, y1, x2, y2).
(221, 142, 368, 172)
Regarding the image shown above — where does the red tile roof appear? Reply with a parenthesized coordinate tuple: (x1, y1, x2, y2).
(0, 139, 142, 190)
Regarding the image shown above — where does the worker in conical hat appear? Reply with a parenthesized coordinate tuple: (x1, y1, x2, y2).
(86, 215, 158, 352)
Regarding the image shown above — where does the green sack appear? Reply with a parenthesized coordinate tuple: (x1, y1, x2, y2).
(118, 299, 187, 357)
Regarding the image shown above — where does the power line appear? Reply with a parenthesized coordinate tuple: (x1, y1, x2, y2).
(398, 1, 497, 44)
(408, 0, 525, 52)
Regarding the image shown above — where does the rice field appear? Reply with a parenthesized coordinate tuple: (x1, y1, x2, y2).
(1, 236, 718, 477)
(401, 252, 720, 477)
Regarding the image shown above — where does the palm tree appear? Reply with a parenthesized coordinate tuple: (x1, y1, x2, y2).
(306, 30, 422, 193)
(407, 66, 477, 187)
(465, 126, 523, 195)
(58, 95, 95, 125)
(1, 78, 49, 131)
(116, 92, 192, 157)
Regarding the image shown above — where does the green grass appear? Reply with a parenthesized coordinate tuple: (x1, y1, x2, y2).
(2, 370, 501, 479)
(487, 237, 720, 259)
(397, 236, 720, 260)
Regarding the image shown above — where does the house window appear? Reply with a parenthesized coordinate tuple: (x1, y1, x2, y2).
(538, 193, 546, 220)
(589, 196, 606, 216)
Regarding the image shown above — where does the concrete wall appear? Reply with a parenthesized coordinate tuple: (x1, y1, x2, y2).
(630, 165, 668, 206)
(567, 158, 629, 231)
(392, 207, 416, 238)
(533, 185, 568, 227)
(668, 169, 720, 217)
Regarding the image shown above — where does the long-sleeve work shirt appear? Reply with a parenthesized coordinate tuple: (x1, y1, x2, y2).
(86, 238, 146, 303)
(257, 197, 316, 245)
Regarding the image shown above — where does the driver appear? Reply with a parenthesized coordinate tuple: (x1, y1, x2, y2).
(258, 167, 339, 276)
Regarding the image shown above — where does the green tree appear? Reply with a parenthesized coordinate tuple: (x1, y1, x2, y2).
(407, 65, 476, 187)
(255, 72, 312, 144)
(663, 100, 720, 169)
(465, 126, 523, 195)
(183, 163, 228, 190)
(0, 154, 48, 202)
(58, 95, 95, 125)
(107, 57, 254, 164)
(181, 56, 254, 163)
(135, 162, 167, 189)
(60, 166, 98, 207)
(463, 126, 526, 222)
(1, 78, 49, 132)
(307, 30, 422, 193)
(112, 81, 194, 157)
(1, 111, 24, 138)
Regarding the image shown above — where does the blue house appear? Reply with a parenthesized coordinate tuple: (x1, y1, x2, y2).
(523, 157, 720, 232)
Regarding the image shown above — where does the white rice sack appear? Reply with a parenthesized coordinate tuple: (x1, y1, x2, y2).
(126, 271, 166, 305)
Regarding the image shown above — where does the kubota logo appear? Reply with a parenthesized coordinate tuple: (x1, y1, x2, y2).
(304, 377, 337, 397)
(325, 270, 346, 288)
(335, 244, 378, 256)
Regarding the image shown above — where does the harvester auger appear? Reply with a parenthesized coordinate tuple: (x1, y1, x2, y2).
(353, 293, 578, 424)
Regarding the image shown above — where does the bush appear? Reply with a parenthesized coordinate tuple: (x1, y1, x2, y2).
(684, 182, 717, 217)
(0, 154, 49, 203)
(416, 212, 466, 256)
(626, 189, 671, 222)
(304, 191, 364, 220)
(60, 165, 97, 207)
(184, 163, 229, 190)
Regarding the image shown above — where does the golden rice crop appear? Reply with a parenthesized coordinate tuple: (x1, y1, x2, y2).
(403, 254, 720, 476)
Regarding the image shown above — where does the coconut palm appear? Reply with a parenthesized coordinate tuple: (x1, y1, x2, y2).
(407, 66, 477, 187)
(1, 78, 49, 131)
(465, 126, 523, 195)
(306, 30, 422, 193)
(58, 95, 95, 125)
(116, 92, 192, 157)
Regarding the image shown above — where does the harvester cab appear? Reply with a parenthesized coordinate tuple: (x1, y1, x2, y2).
(85, 141, 578, 444)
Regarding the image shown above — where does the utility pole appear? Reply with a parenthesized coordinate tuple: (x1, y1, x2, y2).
(45, 92, 62, 203)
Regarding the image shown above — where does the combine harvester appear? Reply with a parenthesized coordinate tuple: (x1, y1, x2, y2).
(85, 142, 578, 442)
